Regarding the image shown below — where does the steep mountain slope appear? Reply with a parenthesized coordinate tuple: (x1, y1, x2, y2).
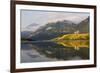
(77, 17, 89, 33)
(29, 20, 77, 41)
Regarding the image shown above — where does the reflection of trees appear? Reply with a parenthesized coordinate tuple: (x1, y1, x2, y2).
(29, 41, 89, 61)
(56, 40, 89, 50)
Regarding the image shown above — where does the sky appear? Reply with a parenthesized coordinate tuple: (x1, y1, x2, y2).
(21, 10, 89, 31)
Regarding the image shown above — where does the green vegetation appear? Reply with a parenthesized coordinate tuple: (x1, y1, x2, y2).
(52, 33, 89, 41)
(55, 40, 89, 50)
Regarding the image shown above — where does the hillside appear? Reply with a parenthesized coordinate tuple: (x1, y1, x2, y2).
(29, 20, 77, 41)
(52, 33, 89, 41)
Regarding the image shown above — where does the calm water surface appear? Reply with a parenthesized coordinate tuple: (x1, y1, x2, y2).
(21, 41, 89, 63)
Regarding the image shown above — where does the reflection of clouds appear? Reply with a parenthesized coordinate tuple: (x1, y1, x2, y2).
(21, 10, 89, 31)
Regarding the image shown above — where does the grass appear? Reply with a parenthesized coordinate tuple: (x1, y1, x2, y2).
(52, 33, 89, 41)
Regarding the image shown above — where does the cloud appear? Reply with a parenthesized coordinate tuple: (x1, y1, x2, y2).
(21, 10, 89, 31)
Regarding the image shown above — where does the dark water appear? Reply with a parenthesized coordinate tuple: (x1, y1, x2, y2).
(21, 41, 89, 63)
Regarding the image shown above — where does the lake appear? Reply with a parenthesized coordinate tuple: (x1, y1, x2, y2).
(21, 40, 89, 63)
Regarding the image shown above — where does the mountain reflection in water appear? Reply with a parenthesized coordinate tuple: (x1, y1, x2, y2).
(55, 40, 89, 50)
(21, 40, 89, 63)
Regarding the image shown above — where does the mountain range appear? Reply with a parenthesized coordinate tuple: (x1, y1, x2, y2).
(21, 17, 89, 41)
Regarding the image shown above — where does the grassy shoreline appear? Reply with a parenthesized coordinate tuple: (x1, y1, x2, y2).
(52, 33, 89, 41)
